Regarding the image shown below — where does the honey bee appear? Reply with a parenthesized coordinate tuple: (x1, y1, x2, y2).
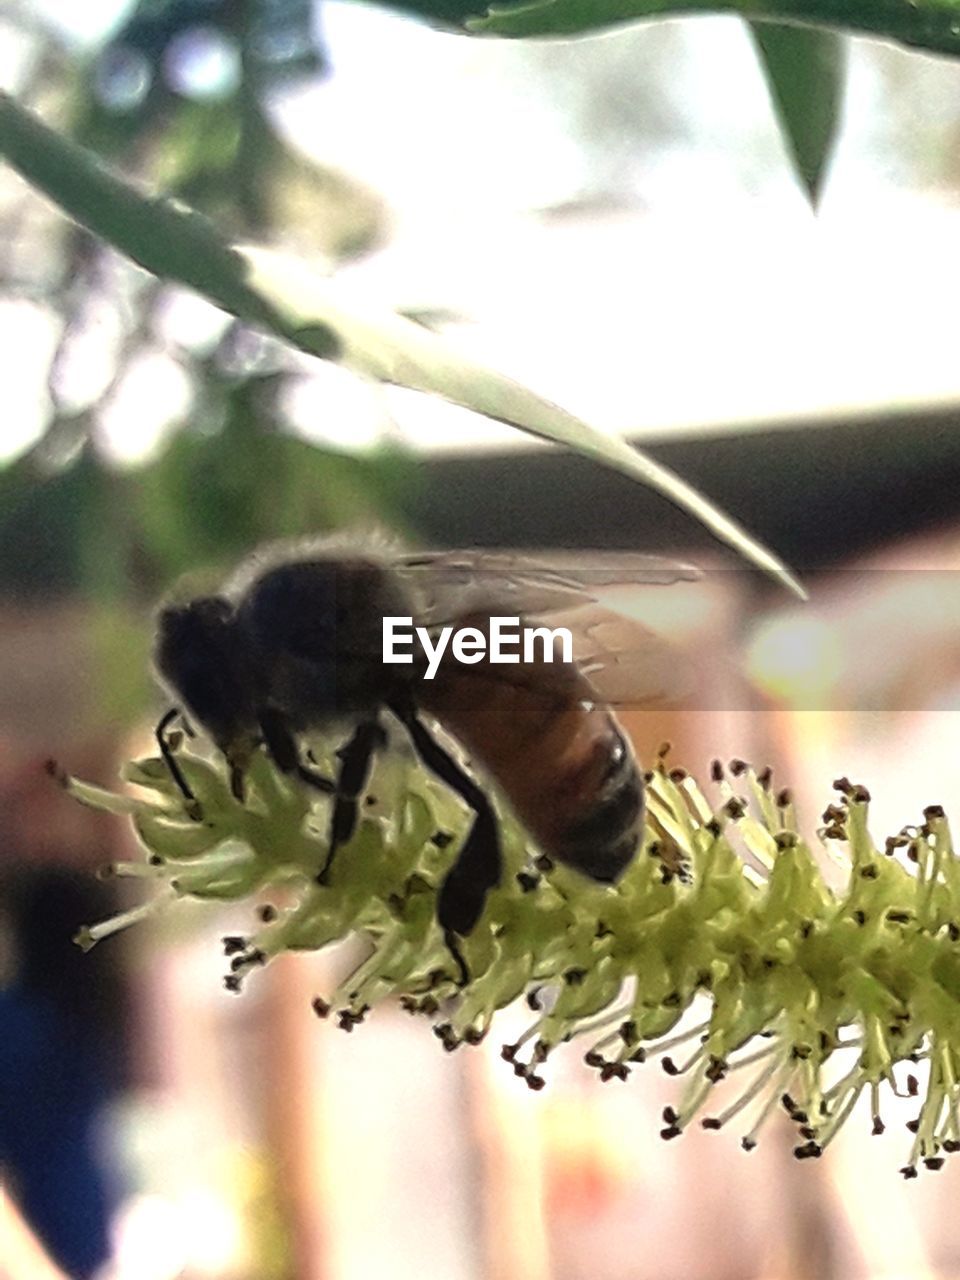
(153, 537, 697, 982)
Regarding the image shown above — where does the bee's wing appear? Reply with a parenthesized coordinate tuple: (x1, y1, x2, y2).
(545, 602, 694, 706)
(392, 550, 700, 706)
(392, 550, 700, 630)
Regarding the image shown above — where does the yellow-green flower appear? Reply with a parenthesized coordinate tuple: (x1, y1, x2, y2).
(55, 738, 960, 1178)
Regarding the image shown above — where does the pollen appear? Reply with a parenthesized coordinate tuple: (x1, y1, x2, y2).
(59, 739, 960, 1175)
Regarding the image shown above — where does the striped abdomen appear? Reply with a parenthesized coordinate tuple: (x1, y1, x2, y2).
(419, 636, 644, 884)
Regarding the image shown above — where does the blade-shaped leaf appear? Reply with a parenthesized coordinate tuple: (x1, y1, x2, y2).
(469, 0, 960, 60)
(750, 21, 846, 205)
(0, 91, 804, 597)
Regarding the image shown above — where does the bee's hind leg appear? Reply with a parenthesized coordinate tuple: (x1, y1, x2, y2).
(317, 719, 387, 885)
(390, 703, 502, 987)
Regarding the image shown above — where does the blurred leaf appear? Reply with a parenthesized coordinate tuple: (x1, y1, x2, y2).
(750, 22, 845, 203)
(0, 92, 804, 596)
(468, 0, 960, 58)
(134, 379, 413, 585)
(0, 446, 129, 601)
(85, 605, 154, 731)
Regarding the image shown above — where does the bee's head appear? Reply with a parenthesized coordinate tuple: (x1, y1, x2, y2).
(154, 595, 257, 751)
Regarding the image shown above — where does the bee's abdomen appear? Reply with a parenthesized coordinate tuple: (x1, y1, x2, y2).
(421, 654, 645, 887)
(550, 722, 643, 882)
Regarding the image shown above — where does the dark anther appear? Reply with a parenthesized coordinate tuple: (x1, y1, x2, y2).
(729, 759, 748, 776)
(853, 910, 867, 926)
(564, 968, 587, 986)
(724, 798, 747, 820)
(777, 788, 792, 808)
(258, 904, 278, 923)
(431, 831, 455, 849)
(701, 1117, 722, 1130)
(526, 989, 542, 1011)
(710, 760, 724, 782)
(872, 1117, 885, 1136)
(859, 864, 879, 880)
(900, 1165, 918, 1180)
(501, 1044, 518, 1062)
(906, 1119, 920, 1133)
(923, 1156, 945, 1171)
(793, 1141, 822, 1160)
(619, 1020, 637, 1044)
(223, 975, 242, 993)
(668, 767, 687, 782)
(706, 1057, 727, 1083)
(312, 997, 330, 1018)
(599, 1062, 629, 1082)
(584, 1050, 605, 1068)
(662, 1057, 679, 1076)
(741, 1137, 757, 1152)
(662, 991, 682, 1008)
(660, 1125, 681, 1141)
(222, 936, 247, 955)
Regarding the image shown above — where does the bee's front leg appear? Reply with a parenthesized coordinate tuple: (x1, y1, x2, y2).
(155, 708, 203, 820)
(317, 719, 387, 885)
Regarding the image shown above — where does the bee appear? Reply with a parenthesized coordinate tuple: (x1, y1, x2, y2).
(153, 537, 697, 982)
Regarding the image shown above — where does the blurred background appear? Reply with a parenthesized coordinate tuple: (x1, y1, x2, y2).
(4, 1, 960, 1276)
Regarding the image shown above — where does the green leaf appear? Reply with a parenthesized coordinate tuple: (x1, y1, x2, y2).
(469, 0, 960, 58)
(750, 22, 846, 204)
(0, 91, 803, 597)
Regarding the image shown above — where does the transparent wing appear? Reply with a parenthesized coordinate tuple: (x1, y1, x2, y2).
(392, 549, 700, 706)
(392, 549, 700, 630)
(547, 602, 693, 706)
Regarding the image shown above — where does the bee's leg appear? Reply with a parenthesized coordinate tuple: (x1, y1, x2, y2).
(156, 708, 202, 819)
(257, 706, 336, 794)
(317, 719, 387, 885)
(391, 706, 501, 987)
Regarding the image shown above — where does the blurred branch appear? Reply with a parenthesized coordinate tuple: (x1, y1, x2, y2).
(0, 91, 804, 596)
